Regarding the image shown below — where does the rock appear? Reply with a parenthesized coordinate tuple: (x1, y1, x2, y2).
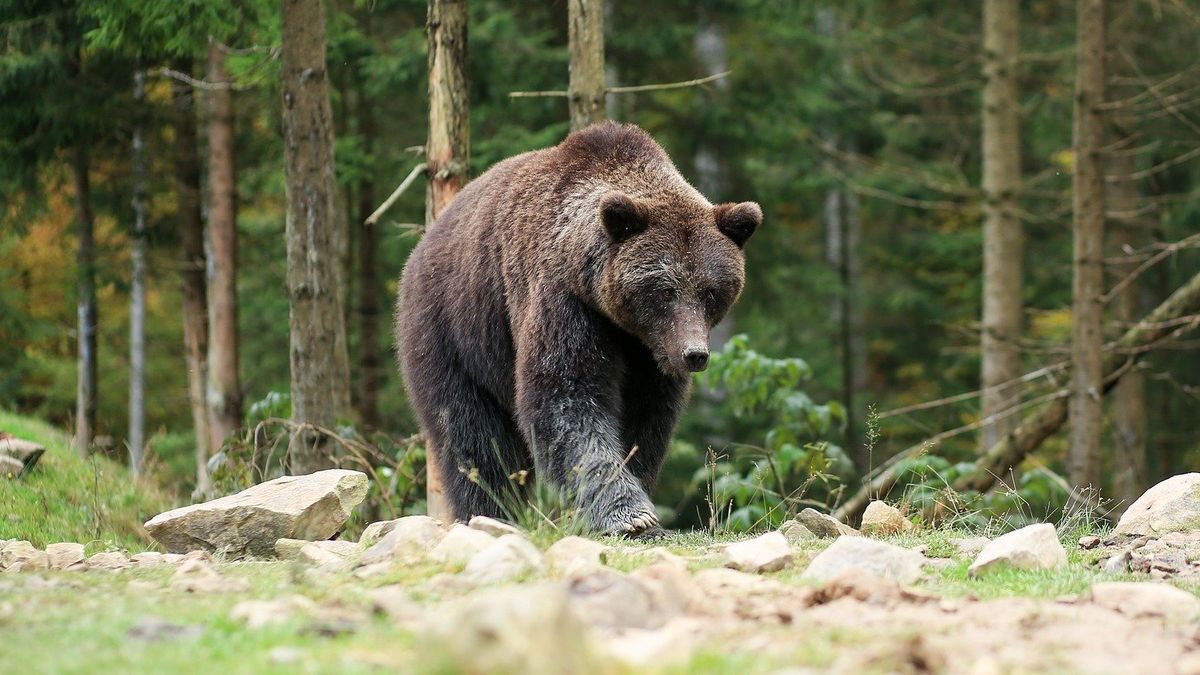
(723, 532, 793, 573)
(144, 469, 369, 556)
(1114, 474, 1200, 537)
(629, 562, 708, 616)
(231, 596, 318, 628)
(359, 518, 418, 548)
(427, 584, 593, 675)
(468, 515, 523, 537)
(952, 537, 991, 558)
(353, 562, 394, 580)
(779, 519, 816, 545)
(807, 569, 937, 607)
(1103, 550, 1132, 575)
(45, 543, 85, 570)
(639, 547, 688, 569)
(0, 455, 23, 477)
(0, 435, 45, 473)
(1078, 535, 1101, 549)
(274, 538, 309, 561)
(170, 558, 250, 593)
(968, 524, 1067, 576)
(596, 617, 699, 668)
(798, 508, 859, 538)
(546, 536, 606, 573)
(297, 541, 358, 573)
(1, 541, 47, 571)
(129, 552, 183, 568)
(430, 524, 496, 566)
(802, 536, 925, 584)
(1091, 581, 1200, 623)
(860, 501, 914, 536)
(85, 551, 130, 571)
(359, 515, 447, 565)
(567, 567, 673, 630)
(464, 534, 545, 584)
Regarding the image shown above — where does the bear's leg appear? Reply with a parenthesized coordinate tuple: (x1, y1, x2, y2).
(515, 295, 659, 536)
(621, 346, 690, 495)
(403, 342, 529, 523)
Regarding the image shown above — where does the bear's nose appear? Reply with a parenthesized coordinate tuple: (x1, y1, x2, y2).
(682, 347, 710, 372)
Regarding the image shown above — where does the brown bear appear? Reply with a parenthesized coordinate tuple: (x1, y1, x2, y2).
(395, 121, 761, 536)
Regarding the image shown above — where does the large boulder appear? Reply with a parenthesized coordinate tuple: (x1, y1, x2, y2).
(1114, 474, 1200, 537)
(802, 536, 925, 584)
(968, 523, 1066, 576)
(144, 470, 368, 556)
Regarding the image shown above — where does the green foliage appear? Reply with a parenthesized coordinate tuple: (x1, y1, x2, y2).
(683, 336, 849, 532)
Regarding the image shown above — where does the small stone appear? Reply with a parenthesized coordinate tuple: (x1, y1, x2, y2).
(860, 501, 913, 536)
(130, 552, 182, 568)
(170, 558, 250, 593)
(802, 536, 925, 584)
(968, 524, 1067, 576)
(297, 541, 357, 573)
(1, 541, 48, 571)
(86, 551, 130, 571)
(545, 536, 606, 573)
(359, 515, 447, 565)
(1091, 581, 1200, 623)
(629, 562, 708, 616)
(231, 596, 317, 628)
(1114, 473, 1200, 537)
(778, 519, 816, 545)
(464, 534, 545, 584)
(468, 515, 523, 537)
(1103, 550, 1132, 575)
(45, 543, 85, 570)
(1078, 535, 1101, 549)
(144, 469, 369, 556)
(431, 524, 497, 566)
(798, 508, 859, 537)
(274, 538, 309, 561)
(723, 532, 793, 573)
(639, 547, 688, 569)
(567, 567, 672, 630)
(359, 518, 422, 548)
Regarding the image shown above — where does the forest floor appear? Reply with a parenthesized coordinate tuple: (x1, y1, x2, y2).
(5, 412, 1200, 674)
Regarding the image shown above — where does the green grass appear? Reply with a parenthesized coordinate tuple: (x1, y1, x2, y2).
(0, 409, 173, 551)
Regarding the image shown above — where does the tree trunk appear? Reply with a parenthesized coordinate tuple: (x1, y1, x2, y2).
(425, 0, 470, 519)
(835, 269, 1200, 523)
(980, 0, 1025, 451)
(129, 68, 148, 476)
(282, 0, 352, 474)
(172, 58, 213, 496)
(205, 43, 242, 453)
(1105, 6, 1146, 515)
(1069, 0, 1107, 494)
(568, 0, 605, 131)
(72, 142, 97, 458)
(356, 90, 382, 430)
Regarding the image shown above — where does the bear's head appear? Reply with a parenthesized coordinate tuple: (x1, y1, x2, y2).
(596, 191, 762, 376)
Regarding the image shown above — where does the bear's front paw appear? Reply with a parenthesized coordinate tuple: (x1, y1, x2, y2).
(592, 499, 660, 537)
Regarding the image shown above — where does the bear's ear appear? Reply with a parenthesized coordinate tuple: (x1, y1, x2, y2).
(714, 201, 762, 248)
(600, 192, 648, 242)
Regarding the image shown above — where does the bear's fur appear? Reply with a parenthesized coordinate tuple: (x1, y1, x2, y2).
(396, 122, 761, 535)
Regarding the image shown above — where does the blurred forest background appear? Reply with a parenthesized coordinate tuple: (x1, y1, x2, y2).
(2, 0, 1198, 531)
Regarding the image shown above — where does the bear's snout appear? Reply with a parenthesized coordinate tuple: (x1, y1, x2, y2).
(682, 345, 710, 372)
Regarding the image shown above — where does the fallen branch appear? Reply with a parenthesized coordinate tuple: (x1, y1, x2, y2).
(508, 71, 730, 98)
(365, 163, 427, 226)
(834, 270, 1200, 523)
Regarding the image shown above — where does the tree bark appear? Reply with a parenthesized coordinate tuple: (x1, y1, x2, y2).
(356, 89, 382, 430)
(1069, 0, 1107, 494)
(282, 0, 352, 474)
(205, 43, 242, 453)
(171, 59, 213, 496)
(129, 68, 148, 476)
(568, 0, 605, 131)
(835, 269, 1200, 523)
(1105, 8, 1146, 515)
(425, 0, 470, 519)
(72, 142, 97, 458)
(980, 0, 1025, 451)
